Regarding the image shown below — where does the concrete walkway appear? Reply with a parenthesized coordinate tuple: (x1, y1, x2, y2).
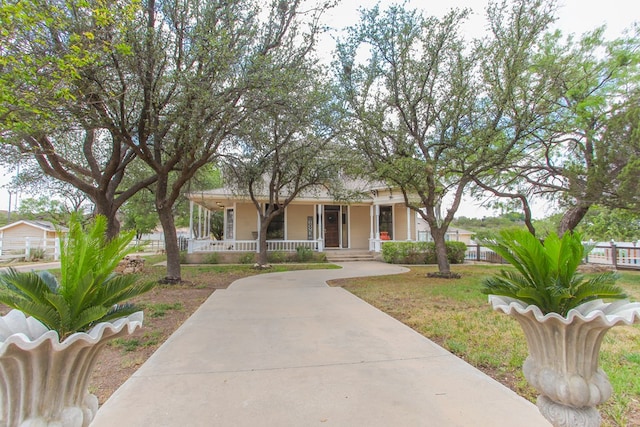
(92, 262, 550, 427)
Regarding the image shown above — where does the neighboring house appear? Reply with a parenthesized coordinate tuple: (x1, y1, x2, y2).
(186, 182, 420, 254)
(0, 220, 67, 257)
(415, 216, 474, 244)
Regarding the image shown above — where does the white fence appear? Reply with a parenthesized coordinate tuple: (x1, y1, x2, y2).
(586, 242, 640, 269)
(464, 242, 640, 270)
(0, 237, 60, 261)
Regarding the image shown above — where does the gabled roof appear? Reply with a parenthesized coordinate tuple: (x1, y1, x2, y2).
(0, 220, 68, 233)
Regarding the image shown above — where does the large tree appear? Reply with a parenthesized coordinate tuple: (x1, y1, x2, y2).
(483, 27, 640, 235)
(120, 0, 333, 281)
(222, 59, 343, 266)
(336, 0, 557, 275)
(0, 1, 156, 236)
(2, 0, 333, 282)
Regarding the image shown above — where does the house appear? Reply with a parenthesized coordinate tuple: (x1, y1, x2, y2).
(186, 182, 420, 256)
(0, 220, 67, 258)
(415, 216, 474, 244)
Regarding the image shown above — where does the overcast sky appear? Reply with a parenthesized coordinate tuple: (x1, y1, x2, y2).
(1, 0, 638, 217)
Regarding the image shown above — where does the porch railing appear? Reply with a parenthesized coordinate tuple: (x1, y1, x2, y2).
(188, 239, 320, 253)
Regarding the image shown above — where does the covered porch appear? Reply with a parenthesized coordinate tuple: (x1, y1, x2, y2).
(186, 187, 418, 254)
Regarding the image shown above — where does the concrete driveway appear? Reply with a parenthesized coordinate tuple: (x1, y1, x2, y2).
(92, 262, 550, 426)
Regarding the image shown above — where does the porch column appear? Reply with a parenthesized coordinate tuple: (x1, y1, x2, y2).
(347, 205, 351, 249)
(406, 207, 412, 241)
(369, 205, 374, 240)
(198, 205, 202, 238)
(189, 201, 194, 239)
(313, 204, 317, 241)
(317, 204, 323, 251)
(283, 206, 288, 240)
(375, 205, 380, 238)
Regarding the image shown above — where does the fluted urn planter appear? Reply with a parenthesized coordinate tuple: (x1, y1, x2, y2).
(489, 295, 640, 427)
(0, 310, 143, 427)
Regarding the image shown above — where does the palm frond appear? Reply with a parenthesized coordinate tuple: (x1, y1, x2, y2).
(1, 269, 56, 306)
(96, 276, 156, 307)
(0, 215, 155, 337)
(95, 303, 140, 325)
(70, 306, 110, 334)
(481, 230, 626, 317)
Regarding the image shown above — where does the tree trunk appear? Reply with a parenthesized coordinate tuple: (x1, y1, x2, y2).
(92, 196, 120, 239)
(256, 221, 269, 266)
(430, 227, 451, 275)
(157, 203, 181, 283)
(558, 204, 591, 236)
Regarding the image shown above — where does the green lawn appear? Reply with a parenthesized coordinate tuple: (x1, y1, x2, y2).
(331, 264, 640, 427)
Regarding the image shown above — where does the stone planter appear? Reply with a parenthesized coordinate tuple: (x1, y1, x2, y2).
(0, 310, 143, 427)
(489, 296, 640, 427)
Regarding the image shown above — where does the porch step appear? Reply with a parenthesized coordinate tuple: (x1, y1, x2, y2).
(324, 250, 376, 262)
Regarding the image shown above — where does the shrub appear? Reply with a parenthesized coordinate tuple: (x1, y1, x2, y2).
(28, 247, 47, 262)
(447, 241, 467, 264)
(382, 241, 469, 265)
(203, 252, 220, 264)
(267, 251, 287, 263)
(238, 252, 255, 264)
(295, 246, 313, 262)
(381, 242, 401, 263)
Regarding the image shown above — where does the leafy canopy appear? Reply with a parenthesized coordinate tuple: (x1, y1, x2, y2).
(0, 215, 155, 339)
(481, 229, 626, 316)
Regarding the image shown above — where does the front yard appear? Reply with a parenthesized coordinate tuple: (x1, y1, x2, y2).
(330, 264, 640, 427)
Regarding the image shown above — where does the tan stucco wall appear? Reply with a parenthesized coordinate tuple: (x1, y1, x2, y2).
(390, 204, 416, 240)
(234, 203, 258, 240)
(286, 204, 314, 240)
(349, 205, 371, 249)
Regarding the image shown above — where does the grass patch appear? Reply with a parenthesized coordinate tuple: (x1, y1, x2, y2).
(109, 330, 163, 353)
(141, 302, 183, 318)
(332, 264, 640, 427)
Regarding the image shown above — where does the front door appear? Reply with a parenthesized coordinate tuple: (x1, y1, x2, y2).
(324, 206, 340, 248)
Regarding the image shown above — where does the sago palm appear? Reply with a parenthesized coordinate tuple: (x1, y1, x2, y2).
(0, 215, 155, 339)
(480, 229, 626, 316)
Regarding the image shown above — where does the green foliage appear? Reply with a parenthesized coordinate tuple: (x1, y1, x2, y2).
(238, 252, 255, 264)
(575, 207, 640, 241)
(480, 229, 627, 316)
(17, 197, 73, 226)
(382, 241, 467, 265)
(0, 215, 155, 339)
(27, 247, 47, 262)
(295, 246, 313, 262)
(267, 251, 287, 264)
(203, 252, 220, 265)
(446, 242, 468, 264)
(453, 214, 528, 236)
(336, 1, 557, 273)
(121, 191, 158, 239)
(142, 302, 183, 318)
